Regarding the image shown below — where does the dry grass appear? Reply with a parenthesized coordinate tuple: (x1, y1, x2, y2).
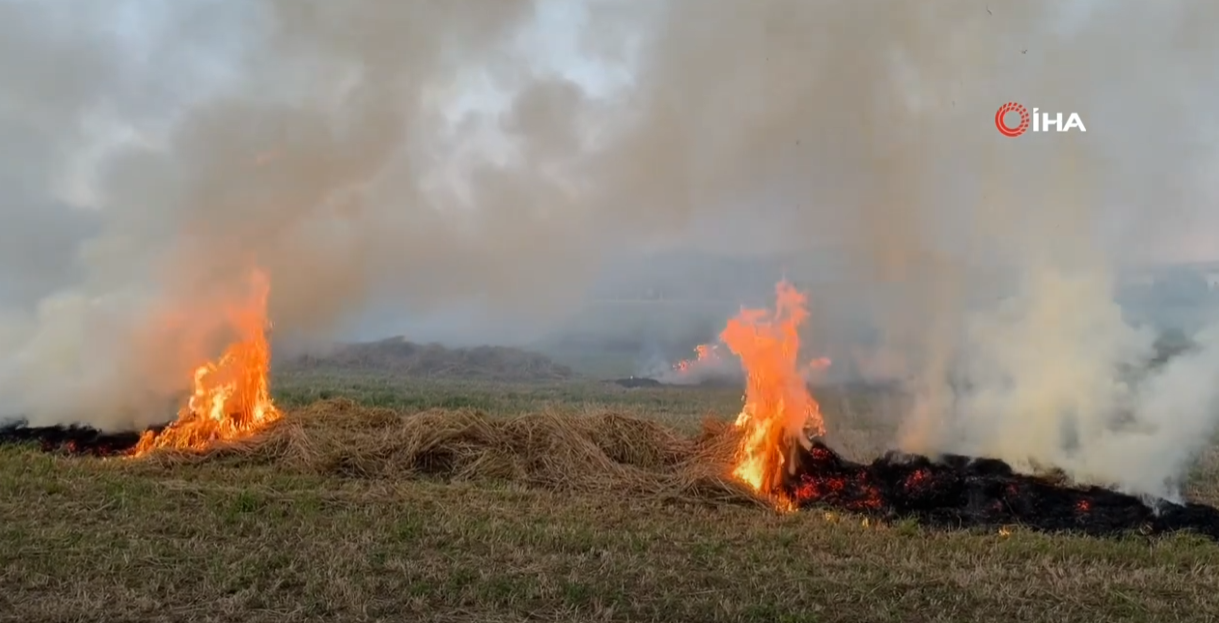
(136, 398, 755, 506)
(2, 377, 1219, 623)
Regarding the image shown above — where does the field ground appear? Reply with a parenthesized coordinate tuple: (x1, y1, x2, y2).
(3, 372, 1219, 623)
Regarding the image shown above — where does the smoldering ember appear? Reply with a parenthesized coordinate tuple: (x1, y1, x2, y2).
(0, 421, 158, 457)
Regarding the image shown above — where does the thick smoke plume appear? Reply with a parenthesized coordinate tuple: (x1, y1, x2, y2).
(2, 0, 1219, 498)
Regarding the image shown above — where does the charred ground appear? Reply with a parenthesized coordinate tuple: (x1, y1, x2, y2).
(786, 440, 1219, 540)
(0, 420, 165, 456)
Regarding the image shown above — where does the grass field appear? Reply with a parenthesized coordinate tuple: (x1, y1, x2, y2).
(3, 371, 1219, 623)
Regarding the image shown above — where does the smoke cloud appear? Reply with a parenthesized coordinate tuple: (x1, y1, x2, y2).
(2, 0, 1219, 497)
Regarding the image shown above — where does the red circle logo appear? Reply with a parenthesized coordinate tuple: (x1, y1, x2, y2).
(995, 102, 1029, 137)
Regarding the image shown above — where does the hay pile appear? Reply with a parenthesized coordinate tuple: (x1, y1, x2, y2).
(147, 398, 760, 505)
(282, 338, 575, 382)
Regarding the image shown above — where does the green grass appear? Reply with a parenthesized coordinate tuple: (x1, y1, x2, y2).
(2, 374, 1218, 623)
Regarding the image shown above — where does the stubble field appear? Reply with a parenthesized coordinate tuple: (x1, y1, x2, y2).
(2, 370, 1218, 623)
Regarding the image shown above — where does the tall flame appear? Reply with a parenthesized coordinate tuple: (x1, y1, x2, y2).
(721, 281, 823, 500)
(130, 269, 281, 457)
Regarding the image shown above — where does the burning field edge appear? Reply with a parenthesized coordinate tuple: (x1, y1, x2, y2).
(3, 398, 1218, 543)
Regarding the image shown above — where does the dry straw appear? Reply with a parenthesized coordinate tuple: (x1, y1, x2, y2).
(136, 398, 765, 506)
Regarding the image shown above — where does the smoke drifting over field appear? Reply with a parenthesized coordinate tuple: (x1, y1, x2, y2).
(2, 0, 1219, 497)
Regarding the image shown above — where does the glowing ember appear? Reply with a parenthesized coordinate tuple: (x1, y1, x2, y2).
(130, 269, 281, 456)
(721, 280, 823, 501)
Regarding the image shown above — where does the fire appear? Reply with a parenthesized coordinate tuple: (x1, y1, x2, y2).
(130, 269, 281, 457)
(721, 280, 823, 502)
(672, 343, 722, 373)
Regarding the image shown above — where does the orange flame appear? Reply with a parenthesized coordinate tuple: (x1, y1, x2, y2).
(721, 281, 823, 501)
(672, 343, 722, 373)
(130, 269, 281, 457)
